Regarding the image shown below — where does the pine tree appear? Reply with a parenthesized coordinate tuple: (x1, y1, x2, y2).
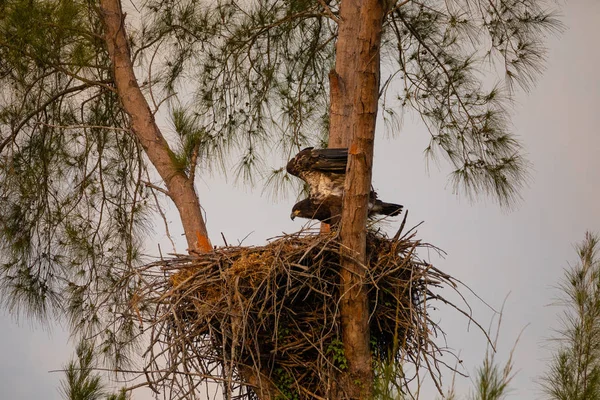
(0, 0, 560, 398)
(60, 340, 128, 400)
(541, 232, 600, 400)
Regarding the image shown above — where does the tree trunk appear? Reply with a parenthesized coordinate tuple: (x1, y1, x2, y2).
(99, 0, 211, 252)
(100, 3, 281, 399)
(328, 0, 386, 398)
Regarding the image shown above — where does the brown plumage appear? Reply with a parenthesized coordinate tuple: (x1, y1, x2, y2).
(287, 147, 403, 224)
(287, 146, 403, 224)
(286, 147, 348, 201)
(290, 194, 403, 224)
(290, 196, 342, 224)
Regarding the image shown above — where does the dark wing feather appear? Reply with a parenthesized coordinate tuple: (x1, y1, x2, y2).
(286, 147, 348, 200)
(308, 148, 348, 172)
(368, 189, 403, 217)
(286, 147, 348, 177)
(369, 200, 403, 217)
(288, 149, 403, 223)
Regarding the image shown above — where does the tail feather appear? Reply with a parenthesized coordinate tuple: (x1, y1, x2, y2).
(313, 148, 348, 171)
(372, 200, 403, 217)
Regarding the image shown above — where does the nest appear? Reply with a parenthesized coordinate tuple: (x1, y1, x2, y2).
(138, 227, 460, 399)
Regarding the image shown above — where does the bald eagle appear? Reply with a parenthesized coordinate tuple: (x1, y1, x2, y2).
(286, 147, 347, 199)
(287, 147, 403, 224)
(290, 194, 403, 224)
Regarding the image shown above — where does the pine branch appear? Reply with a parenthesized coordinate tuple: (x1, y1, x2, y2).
(1, 82, 111, 153)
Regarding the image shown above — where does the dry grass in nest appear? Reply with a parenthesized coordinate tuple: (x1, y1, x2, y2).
(137, 226, 467, 399)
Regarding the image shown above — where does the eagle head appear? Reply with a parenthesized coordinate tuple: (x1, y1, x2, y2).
(290, 201, 307, 220)
(290, 198, 336, 223)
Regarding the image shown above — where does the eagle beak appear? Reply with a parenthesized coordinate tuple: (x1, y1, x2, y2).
(291, 210, 299, 220)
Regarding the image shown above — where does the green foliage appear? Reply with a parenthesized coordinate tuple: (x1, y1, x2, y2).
(384, 0, 561, 206)
(60, 340, 128, 400)
(145, 0, 335, 187)
(171, 106, 226, 174)
(373, 359, 405, 399)
(137, 0, 560, 205)
(371, 309, 518, 399)
(105, 390, 127, 400)
(273, 367, 299, 400)
(0, 0, 562, 321)
(469, 344, 516, 400)
(0, 0, 561, 394)
(327, 337, 348, 371)
(0, 0, 148, 370)
(541, 232, 600, 400)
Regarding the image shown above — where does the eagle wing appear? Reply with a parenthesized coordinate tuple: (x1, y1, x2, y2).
(288, 149, 403, 224)
(286, 147, 347, 200)
(286, 147, 347, 176)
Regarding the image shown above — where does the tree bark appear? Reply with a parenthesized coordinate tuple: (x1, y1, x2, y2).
(329, 0, 386, 398)
(99, 0, 211, 252)
(99, 3, 279, 399)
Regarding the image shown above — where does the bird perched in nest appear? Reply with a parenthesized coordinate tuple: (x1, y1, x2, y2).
(286, 147, 403, 224)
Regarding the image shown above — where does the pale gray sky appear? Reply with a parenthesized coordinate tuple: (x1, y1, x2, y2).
(1, 0, 599, 398)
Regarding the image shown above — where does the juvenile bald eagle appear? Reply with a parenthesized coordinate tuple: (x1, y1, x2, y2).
(286, 147, 347, 200)
(290, 195, 403, 224)
(287, 147, 403, 224)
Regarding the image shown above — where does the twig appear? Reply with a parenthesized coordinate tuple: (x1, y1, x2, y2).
(143, 181, 171, 197)
(387, 0, 412, 16)
(316, 0, 340, 23)
(133, 230, 484, 399)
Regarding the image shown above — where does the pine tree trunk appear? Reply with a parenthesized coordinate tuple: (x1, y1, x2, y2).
(328, 0, 386, 398)
(99, 0, 211, 252)
(100, 3, 278, 399)
(102, 0, 385, 397)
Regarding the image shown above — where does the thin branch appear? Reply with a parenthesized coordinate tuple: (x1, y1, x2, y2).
(143, 181, 171, 197)
(35, 122, 131, 133)
(1, 82, 110, 153)
(316, 0, 340, 23)
(386, 0, 412, 16)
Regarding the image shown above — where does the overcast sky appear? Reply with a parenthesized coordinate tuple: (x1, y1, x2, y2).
(1, 0, 599, 398)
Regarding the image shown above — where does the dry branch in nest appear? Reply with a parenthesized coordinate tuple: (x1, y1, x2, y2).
(137, 227, 464, 399)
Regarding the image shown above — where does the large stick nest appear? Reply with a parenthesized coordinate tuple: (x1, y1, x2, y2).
(138, 228, 461, 399)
